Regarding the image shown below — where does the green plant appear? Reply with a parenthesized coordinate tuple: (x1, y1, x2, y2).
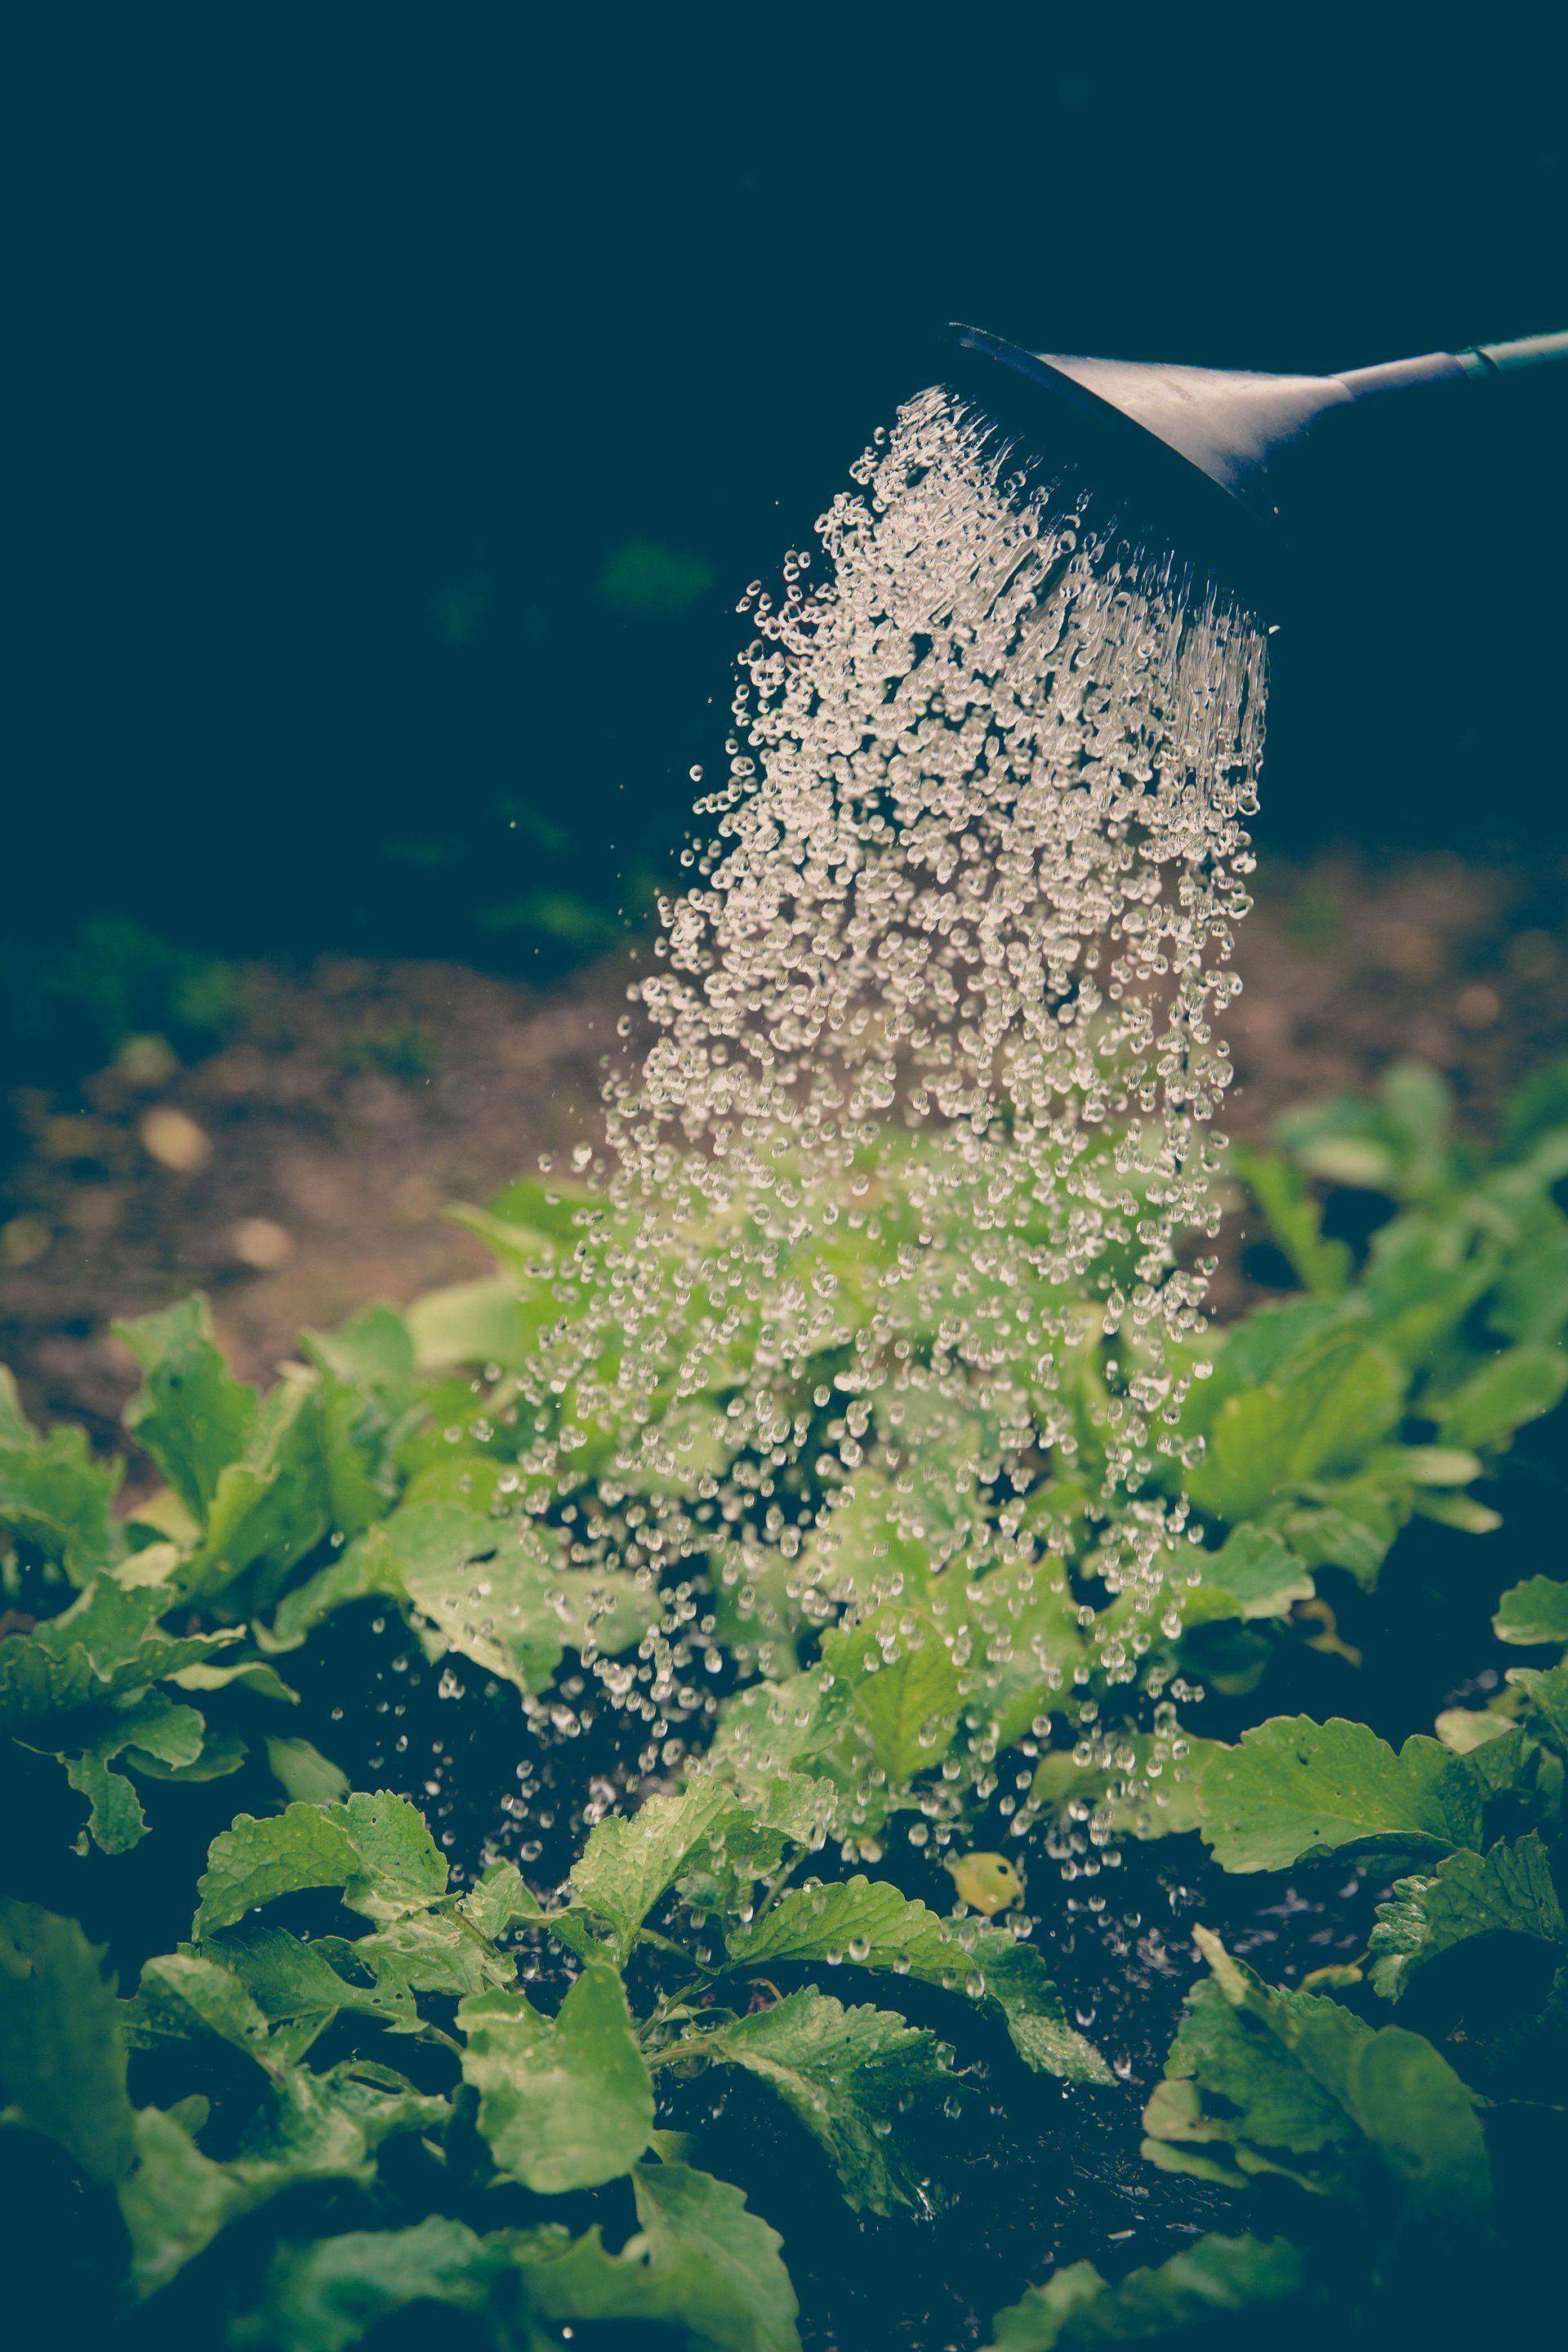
(2, 1056, 1566, 2345)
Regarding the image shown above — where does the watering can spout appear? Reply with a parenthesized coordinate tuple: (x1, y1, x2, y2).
(945, 322, 1568, 585)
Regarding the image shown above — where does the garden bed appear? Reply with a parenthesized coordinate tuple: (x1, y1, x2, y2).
(4, 938, 1568, 2347)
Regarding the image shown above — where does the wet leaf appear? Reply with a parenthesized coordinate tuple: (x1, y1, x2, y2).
(819, 1606, 960, 1782)
(728, 1874, 1108, 2082)
(458, 1961, 653, 2193)
(700, 1988, 951, 2214)
(632, 2158, 801, 2352)
(1369, 1833, 1566, 2001)
(572, 1776, 746, 1963)
(234, 2216, 497, 2351)
(194, 1791, 445, 1936)
(1199, 1716, 1486, 1873)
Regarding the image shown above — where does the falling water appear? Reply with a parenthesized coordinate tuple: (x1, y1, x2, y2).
(507, 382, 1265, 1863)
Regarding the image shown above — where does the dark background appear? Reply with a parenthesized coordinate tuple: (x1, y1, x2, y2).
(10, 12, 1566, 1035)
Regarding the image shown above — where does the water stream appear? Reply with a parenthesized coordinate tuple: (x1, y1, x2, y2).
(515, 382, 1268, 1848)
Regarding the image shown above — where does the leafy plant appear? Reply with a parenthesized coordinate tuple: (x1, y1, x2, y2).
(3, 1053, 1567, 2345)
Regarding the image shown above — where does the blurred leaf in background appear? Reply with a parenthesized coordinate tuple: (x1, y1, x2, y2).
(0, 918, 239, 1088)
(596, 540, 715, 617)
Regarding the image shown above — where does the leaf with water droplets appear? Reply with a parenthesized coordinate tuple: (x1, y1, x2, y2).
(122, 1951, 274, 2065)
(572, 1777, 746, 1963)
(458, 1962, 653, 2194)
(194, 1792, 445, 1936)
(728, 1875, 1109, 2083)
(819, 1606, 960, 1784)
(1369, 1832, 1566, 2002)
(116, 1295, 257, 1526)
(631, 2159, 801, 2352)
(698, 1987, 953, 2214)
(1185, 1334, 1405, 1524)
(1198, 1716, 1486, 1873)
(1197, 1525, 1314, 1620)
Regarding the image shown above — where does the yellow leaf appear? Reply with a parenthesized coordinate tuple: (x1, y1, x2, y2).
(943, 1851, 1023, 1917)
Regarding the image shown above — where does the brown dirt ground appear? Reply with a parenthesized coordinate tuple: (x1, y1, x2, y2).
(2, 850, 1565, 1453)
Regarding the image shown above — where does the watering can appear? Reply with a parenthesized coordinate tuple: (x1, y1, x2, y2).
(944, 321, 1568, 597)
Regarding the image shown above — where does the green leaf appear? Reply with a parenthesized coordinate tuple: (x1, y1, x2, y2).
(1494, 1575, 1568, 1646)
(405, 1275, 530, 1373)
(203, 1923, 419, 2041)
(355, 1909, 514, 2003)
(117, 2066, 441, 2301)
(300, 1303, 418, 1418)
(572, 1776, 746, 1963)
(1281, 1480, 1407, 1587)
(699, 1988, 951, 2215)
(1433, 1705, 1516, 1754)
(60, 1690, 208, 1852)
(173, 1653, 299, 1702)
(632, 2159, 802, 2352)
(332, 1791, 449, 1918)
(312, 1370, 396, 1540)
(1437, 1343, 1568, 1451)
(194, 1803, 358, 1935)
(1508, 1660, 1568, 1753)
(1031, 1736, 1212, 1842)
(194, 1791, 446, 1935)
(235, 2217, 497, 2352)
(675, 1772, 835, 1919)
(1186, 1334, 1405, 1523)
(1198, 1716, 1485, 1873)
(122, 1951, 274, 2063)
(0, 1900, 136, 2180)
(1410, 1490, 1503, 1535)
(1369, 1833, 1566, 2000)
(1198, 1526, 1314, 1619)
(727, 1875, 1109, 2082)
(981, 2234, 1306, 2350)
(1233, 1144, 1352, 1295)
(457, 1960, 654, 2193)
(0, 1368, 123, 1582)
(520, 2222, 764, 2347)
(185, 1371, 332, 1601)
(238, 2056, 447, 2171)
(705, 1668, 874, 1815)
(265, 1734, 350, 1804)
(117, 1295, 257, 1522)
(819, 1606, 960, 1781)
(396, 1511, 640, 1693)
(460, 1858, 546, 1940)
(277, 1501, 649, 1690)
(1, 1575, 237, 1728)
(1143, 1929, 1490, 2228)
(119, 2105, 285, 2298)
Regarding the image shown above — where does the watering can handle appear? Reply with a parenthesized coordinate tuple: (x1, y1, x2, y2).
(1453, 329, 1568, 378)
(1336, 329, 1568, 402)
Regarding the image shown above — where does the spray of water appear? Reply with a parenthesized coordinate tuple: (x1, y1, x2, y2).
(497, 384, 1265, 1873)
